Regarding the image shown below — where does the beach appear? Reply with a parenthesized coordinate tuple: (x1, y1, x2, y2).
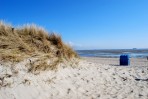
(0, 57, 148, 99)
(1, 0, 148, 98)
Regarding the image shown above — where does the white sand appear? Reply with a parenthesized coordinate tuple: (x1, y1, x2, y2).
(0, 57, 148, 99)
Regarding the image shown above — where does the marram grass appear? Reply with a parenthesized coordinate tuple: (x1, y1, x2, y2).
(0, 21, 78, 71)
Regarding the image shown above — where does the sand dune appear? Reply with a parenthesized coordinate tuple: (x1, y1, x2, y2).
(0, 57, 148, 99)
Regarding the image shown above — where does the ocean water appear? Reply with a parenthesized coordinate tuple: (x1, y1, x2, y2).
(76, 49, 148, 58)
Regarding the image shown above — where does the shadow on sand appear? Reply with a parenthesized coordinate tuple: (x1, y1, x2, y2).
(109, 64, 130, 67)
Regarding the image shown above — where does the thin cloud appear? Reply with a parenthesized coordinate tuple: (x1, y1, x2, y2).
(67, 41, 82, 49)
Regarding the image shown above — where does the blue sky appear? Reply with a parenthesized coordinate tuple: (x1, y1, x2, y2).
(0, 0, 148, 49)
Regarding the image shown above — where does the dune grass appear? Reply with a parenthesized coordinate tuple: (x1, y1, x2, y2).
(0, 21, 78, 71)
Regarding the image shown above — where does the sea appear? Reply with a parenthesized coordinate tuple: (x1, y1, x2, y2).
(76, 49, 148, 58)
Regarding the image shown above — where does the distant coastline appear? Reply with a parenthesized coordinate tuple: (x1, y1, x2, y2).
(76, 49, 148, 58)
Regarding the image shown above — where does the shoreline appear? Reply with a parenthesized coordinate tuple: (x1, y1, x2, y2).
(82, 57, 148, 67)
(79, 56, 148, 58)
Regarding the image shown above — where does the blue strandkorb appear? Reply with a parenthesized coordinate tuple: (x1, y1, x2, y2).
(120, 54, 130, 66)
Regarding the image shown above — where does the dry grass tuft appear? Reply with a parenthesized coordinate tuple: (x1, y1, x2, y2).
(0, 21, 78, 71)
(28, 57, 60, 73)
(49, 33, 63, 48)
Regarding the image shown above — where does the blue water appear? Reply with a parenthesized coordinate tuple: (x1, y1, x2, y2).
(76, 49, 148, 58)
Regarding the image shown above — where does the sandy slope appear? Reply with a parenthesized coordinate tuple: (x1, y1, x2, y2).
(0, 57, 148, 99)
